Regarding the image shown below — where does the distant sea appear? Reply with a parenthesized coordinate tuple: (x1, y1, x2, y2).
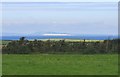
(1, 35, 118, 40)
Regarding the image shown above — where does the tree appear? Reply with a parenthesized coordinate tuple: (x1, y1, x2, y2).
(20, 37, 25, 41)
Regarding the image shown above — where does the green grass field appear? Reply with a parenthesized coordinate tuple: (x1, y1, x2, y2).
(0, 40, 11, 45)
(0, 54, 2, 76)
(2, 54, 118, 75)
(34, 39, 104, 42)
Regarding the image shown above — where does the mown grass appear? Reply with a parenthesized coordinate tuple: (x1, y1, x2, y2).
(0, 54, 2, 76)
(37, 39, 104, 42)
(0, 40, 11, 45)
(2, 54, 118, 75)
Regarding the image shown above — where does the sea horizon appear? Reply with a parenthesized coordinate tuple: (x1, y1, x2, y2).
(1, 34, 118, 40)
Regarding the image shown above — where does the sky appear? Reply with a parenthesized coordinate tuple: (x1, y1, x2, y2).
(1, 0, 119, 2)
(1, 2, 118, 36)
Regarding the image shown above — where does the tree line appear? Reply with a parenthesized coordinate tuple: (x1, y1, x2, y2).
(2, 37, 119, 54)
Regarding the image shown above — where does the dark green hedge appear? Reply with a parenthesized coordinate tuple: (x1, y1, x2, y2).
(2, 37, 119, 54)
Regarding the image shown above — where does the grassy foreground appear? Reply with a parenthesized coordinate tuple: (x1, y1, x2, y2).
(2, 54, 118, 75)
(0, 54, 2, 76)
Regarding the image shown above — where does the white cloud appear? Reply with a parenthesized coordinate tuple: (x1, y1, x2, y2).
(43, 33, 71, 36)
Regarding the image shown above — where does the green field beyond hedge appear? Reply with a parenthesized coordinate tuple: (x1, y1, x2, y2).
(2, 54, 118, 75)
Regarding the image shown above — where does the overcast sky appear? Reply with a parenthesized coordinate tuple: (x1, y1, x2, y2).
(2, 2, 118, 35)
